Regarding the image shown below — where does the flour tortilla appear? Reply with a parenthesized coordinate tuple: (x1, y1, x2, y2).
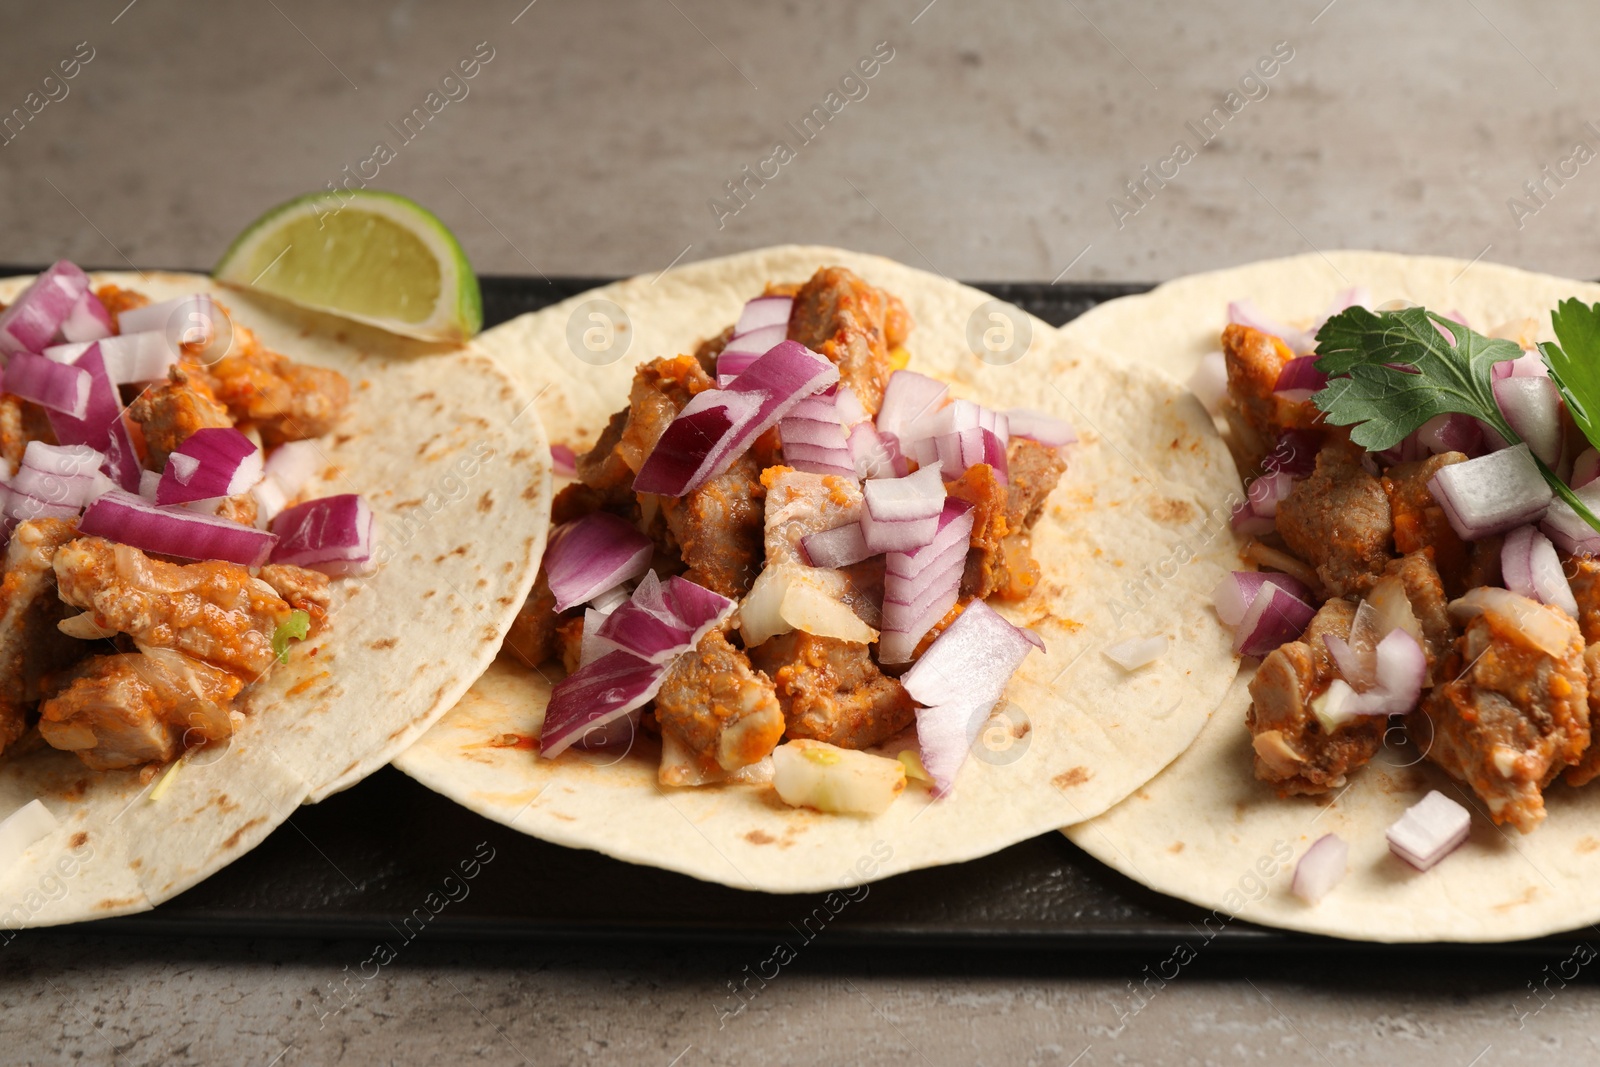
(0, 271, 551, 928)
(1061, 251, 1600, 942)
(392, 246, 1242, 893)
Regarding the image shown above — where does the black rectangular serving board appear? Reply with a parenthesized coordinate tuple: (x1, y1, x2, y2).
(39, 273, 1576, 956)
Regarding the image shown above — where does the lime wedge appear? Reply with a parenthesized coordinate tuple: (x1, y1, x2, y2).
(213, 190, 482, 343)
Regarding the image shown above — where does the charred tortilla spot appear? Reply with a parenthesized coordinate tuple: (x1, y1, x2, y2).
(369, 637, 398, 651)
(334, 433, 354, 446)
(1053, 767, 1093, 788)
(220, 816, 267, 852)
(1168, 841, 1184, 853)
(745, 830, 776, 845)
(95, 897, 140, 911)
(1147, 498, 1195, 524)
(478, 491, 493, 514)
(522, 484, 540, 501)
(512, 448, 532, 462)
(69, 832, 87, 848)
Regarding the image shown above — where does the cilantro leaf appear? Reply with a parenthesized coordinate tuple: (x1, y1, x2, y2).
(272, 609, 311, 665)
(1312, 306, 1521, 451)
(1541, 298, 1600, 451)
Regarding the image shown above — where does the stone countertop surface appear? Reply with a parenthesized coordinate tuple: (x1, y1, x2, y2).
(3, 0, 1600, 1063)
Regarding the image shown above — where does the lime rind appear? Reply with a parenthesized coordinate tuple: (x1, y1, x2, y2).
(214, 190, 482, 343)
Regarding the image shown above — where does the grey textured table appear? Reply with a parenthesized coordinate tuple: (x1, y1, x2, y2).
(3, 1, 1599, 1063)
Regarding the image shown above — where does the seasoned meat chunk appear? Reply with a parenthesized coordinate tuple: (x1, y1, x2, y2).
(258, 563, 332, 619)
(693, 324, 734, 375)
(126, 365, 234, 471)
(39, 649, 243, 770)
(93, 284, 149, 330)
(1276, 443, 1393, 597)
(575, 408, 633, 492)
(1382, 452, 1479, 597)
(0, 519, 85, 755)
(945, 463, 1020, 601)
(53, 538, 293, 677)
(574, 355, 714, 493)
(750, 632, 914, 749)
(1379, 552, 1455, 678)
(0, 394, 56, 471)
(1005, 438, 1066, 531)
(618, 355, 714, 474)
(1220, 324, 1321, 462)
(1421, 593, 1588, 831)
(1246, 598, 1386, 795)
(201, 321, 349, 444)
(654, 628, 784, 785)
(504, 571, 564, 669)
(663, 450, 766, 598)
(1567, 643, 1600, 787)
(788, 267, 910, 416)
(1568, 556, 1600, 646)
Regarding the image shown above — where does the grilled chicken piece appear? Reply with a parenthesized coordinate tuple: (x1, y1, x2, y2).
(1246, 598, 1387, 795)
(0, 519, 86, 755)
(39, 649, 243, 770)
(53, 538, 293, 677)
(787, 267, 911, 416)
(654, 628, 784, 786)
(663, 450, 767, 599)
(575, 356, 715, 493)
(1006, 438, 1066, 531)
(1568, 556, 1600, 646)
(751, 631, 914, 750)
(504, 570, 564, 669)
(126, 364, 235, 471)
(1380, 552, 1455, 678)
(1276, 443, 1394, 597)
(1422, 593, 1588, 831)
(1381, 452, 1487, 598)
(199, 319, 349, 445)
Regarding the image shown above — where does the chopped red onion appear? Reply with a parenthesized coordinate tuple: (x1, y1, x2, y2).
(847, 421, 905, 480)
(9, 442, 111, 510)
(801, 521, 873, 569)
(1187, 351, 1229, 416)
(1228, 299, 1315, 354)
(550, 443, 577, 477)
(94, 331, 180, 386)
(540, 649, 667, 759)
(903, 599, 1040, 795)
(116, 293, 229, 361)
(1309, 286, 1371, 335)
(1211, 570, 1313, 628)
(833, 384, 869, 428)
(44, 344, 141, 492)
(722, 322, 787, 356)
(79, 489, 277, 567)
(1416, 412, 1484, 458)
(782, 441, 856, 478)
(1493, 375, 1563, 466)
(0, 261, 89, 356)
(734, 294, 793, 335)
(1264, 429, 1320, 478)
(875, 370, 949, 441)
(1427, 443, 1552, 540)
(156, 428, 263, 505)
(593, 571, 735, 664)
(1272, 356, 1328, 402)
(1291, 833, 1348, 904)
(250, 477, 287, 527)
(1103, 635, 1169, 671)
(1502, 525, 1578, 616)
(1, 352, 90, 418)
(879, 499, 975, 663)
(59, 289, 112, 344)
(262, 439, 323, 499)
(269, 494, 373, 570)
(861, 510, 939, 555)
(1315, 629, 1426, 723)
(1230, 579, 1317, 657)
(1386, 790, 1470, 871)
(863, 462, 944, 522)
(1491, 351, 1550, 381)
(1004, 408, 1076, 447)
(1573, 448, 1600, 489)
(634, 340, 838, 496)
(543, 511, 655, 611)
(1541, 479, 1600, 556)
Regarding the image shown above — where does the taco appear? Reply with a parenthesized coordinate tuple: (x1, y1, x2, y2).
(1062, 250, 1600, 942)
(393, 246, 1243, 892)
(0, 264, 550, 928)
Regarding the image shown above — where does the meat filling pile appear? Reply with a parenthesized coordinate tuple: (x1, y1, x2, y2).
(517, 267, 1067, 787)
(1226, 321, 1600, 832)
(0, 285, 348, 772)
